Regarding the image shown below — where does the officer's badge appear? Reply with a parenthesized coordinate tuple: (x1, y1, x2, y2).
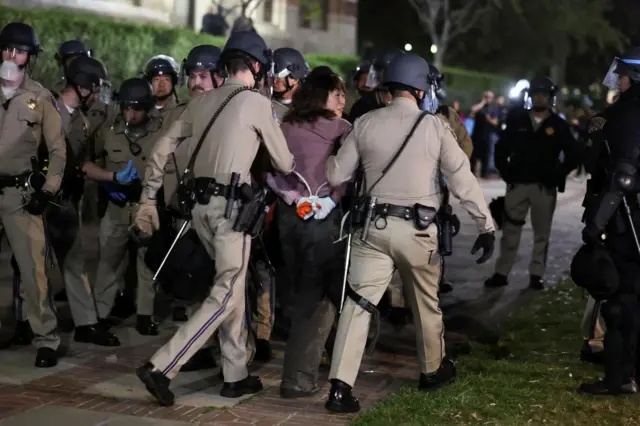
(27, 99, 38, 110)
(545, 127, 555, 136)
(588, 117, 606, 134)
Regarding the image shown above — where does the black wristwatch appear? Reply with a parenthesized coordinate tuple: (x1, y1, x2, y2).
(112, 172, 118, 182)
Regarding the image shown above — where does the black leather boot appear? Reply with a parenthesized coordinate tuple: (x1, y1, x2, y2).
(35, 347, 58, 368)
(325, 379, 360, 413)
(74, 324, 120, 346)
(254, 339, 272, 362)
(136, 362, 175, 406)
(579, 379, 624, 395)
(220, 375, 263, 398)
(418, 358, 457, 391)
(136, 315, 159, 336)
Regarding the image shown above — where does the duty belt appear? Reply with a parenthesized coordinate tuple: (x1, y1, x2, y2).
(374, 203, 415, 220)
(194, 177, 244, 205)
(0, 173, 30, 190)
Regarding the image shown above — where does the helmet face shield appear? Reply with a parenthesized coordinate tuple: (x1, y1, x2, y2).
(364, 63, 380, 89)
(602, 57, 640, 90)
(99, 79, 112, 104)
(419, 85, 437, 113)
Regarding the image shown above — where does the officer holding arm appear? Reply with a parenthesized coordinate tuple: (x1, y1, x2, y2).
(0, 22, 66, 367)
(323, 54, 495, 413)
(136, 30, 294, 407)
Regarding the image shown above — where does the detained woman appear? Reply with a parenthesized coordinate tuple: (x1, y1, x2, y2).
(267, 69, 350, 398)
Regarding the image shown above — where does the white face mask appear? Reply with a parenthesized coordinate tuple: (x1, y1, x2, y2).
(0, 61, 22, 82)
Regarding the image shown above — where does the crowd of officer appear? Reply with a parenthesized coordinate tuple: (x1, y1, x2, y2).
(1, 16, 639, 415)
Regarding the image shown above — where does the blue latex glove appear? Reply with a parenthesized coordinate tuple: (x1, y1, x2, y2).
(103, 182, 127, 201)
(114, 160, 139, 184)
(313, 196, 336, 220)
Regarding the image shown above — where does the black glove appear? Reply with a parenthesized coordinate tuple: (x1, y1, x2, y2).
(471, 231, 495, 264)
(581, 224, 605, 246)
(25, 190, 53, 216)
(451, 214, 461, 236)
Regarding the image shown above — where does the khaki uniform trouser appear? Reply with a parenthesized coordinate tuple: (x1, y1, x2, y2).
(17, 197, 97, 326)
(329, 218, 444, 387)
(495, 183, 557, 277)
(0, 187, 59, 349)
(151, 198, 250, 381)
(582, 296, 605, 351)
(94, 202, 155, 318)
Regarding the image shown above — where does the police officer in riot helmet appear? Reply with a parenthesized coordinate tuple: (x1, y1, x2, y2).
(487, 77, 579, 291)
(64, 56, 111, 111)
(56, 40, 92, 69)
(324, 53, 494, 413)
(271, 47, 309, 121)
(430, 64, 446, 103)
(347, 48, 405, 123)
(143, 55, 180, 109)
(577, 46, 640, 395)
(352, 59, 372, 96)
(182, 44, 225, 96)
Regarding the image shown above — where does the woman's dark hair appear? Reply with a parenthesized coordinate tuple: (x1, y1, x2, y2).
(283, 67, 346, 123)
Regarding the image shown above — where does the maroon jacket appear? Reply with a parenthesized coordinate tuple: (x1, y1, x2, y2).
(267, 116, 351, 204)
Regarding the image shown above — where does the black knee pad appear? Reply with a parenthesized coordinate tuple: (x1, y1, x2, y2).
(602, 300, 625, 328)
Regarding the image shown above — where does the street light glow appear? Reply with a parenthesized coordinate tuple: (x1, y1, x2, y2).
(404, 43, 413, 52)
(430, 44, 438, 54)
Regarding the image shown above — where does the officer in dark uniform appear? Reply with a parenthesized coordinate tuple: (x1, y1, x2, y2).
(578, 47, 640, 395)
(485, 77, 580, 290)
(346, 48, 405, 123)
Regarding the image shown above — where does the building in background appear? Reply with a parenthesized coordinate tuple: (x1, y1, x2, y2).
(0, 0, 358, 54)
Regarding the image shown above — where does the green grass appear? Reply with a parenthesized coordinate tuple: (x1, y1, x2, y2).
(353, 281, 640, 426)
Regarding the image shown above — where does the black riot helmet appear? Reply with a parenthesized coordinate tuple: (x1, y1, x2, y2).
(383, 53, 437, 112)
(182, 45, 223, 87)
(524, 76, 557, 111)
(56, 40, 92, 66)
(117, 78, 155, 111)
(65, 56, 112, 108)
(352, 60, 371, 82)
(0, 22, 41, 56)
(220, 30, 273, 90)
(272, 47, 308, 99)
(273, 48, 309, 80)
(143, 55, 180, 86)
(429, 64, 446, 100)
(366, 48, 405, 89)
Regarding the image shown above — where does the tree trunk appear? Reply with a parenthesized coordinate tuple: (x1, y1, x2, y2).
(433, 46, 445, 70)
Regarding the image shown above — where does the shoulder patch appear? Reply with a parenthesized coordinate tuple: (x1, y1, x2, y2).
(588, 117, 606, 133)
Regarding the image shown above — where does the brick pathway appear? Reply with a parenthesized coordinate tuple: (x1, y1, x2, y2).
(0, 179, 586, 425)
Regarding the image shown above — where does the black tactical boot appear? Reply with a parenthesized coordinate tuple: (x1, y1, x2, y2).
(580, 341, 604, 365)
(181, 348, 217, 372)
(254, 339, 273, 362)
(136, 362, 175, 406)
(35, 347, 58, 368)
(418, 358, 457, 391)
(484, 273, 508, 288)
(220, 375, 263, 398)
(136, 315, 159, 336)
(280, 383, 320, 399)
(325, 379, 360, 413)
(12, 320, 33, 345)
(529, 275, 544, 290)
(74, 324, 120, 347)
(172, 306, 188, 322)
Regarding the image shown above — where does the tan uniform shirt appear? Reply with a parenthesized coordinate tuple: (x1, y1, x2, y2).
(141, 78, 294, 202)
(97, 115, 164, 175)
(437, 106, 473, 159)
(326, 97, 494, 234)
(149, 97, 178, 122)
(0, 76, 66, 194)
